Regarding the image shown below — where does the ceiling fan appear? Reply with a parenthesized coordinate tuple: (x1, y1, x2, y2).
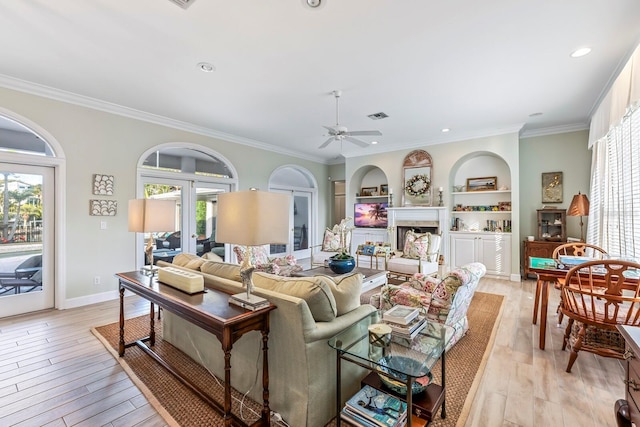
(319, 90, 382, 149)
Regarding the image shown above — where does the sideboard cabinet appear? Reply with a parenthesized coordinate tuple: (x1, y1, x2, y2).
(450, 232, 511, 278)
(522, 240, 564, 278)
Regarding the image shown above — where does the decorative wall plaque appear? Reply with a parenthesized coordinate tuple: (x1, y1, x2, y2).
(542, 172, 563, 203)
(90, 200, 117, 216)
(93, 174, 114, 195)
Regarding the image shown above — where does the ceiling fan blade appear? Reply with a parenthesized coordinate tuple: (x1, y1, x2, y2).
(322, 125, 337, 135)
(344, 136, 369, 147)
(347, 130, 382, 136)
(318, 137, 334, 149)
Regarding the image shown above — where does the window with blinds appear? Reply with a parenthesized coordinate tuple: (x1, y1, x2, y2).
(588, 103, 640, 257)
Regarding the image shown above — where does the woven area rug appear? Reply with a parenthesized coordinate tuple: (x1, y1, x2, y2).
(92, 291, 504, 427)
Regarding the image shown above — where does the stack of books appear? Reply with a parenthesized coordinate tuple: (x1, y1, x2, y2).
(341, 385, 407, 427)
(382, 305, 427, 340)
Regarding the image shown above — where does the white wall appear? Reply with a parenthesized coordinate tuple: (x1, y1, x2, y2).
(0, 86, 330, 305)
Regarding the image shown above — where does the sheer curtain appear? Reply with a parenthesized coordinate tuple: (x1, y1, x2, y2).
(587, 103, 640, 256)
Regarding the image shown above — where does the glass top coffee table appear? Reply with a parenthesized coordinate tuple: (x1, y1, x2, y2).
(328, 311, 452, 426)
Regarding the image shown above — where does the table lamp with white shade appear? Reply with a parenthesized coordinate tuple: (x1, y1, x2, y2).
(128, 199, 177, 273)
(215, 189, 290, 308)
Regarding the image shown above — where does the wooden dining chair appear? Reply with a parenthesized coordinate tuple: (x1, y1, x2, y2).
(552, 243, 608, 325)
(559, 259, 640, 372)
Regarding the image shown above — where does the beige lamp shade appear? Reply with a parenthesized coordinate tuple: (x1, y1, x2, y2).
(215, 190, 290, 246)
(128, 199, 177, 233)
(568, 192, 590, 217)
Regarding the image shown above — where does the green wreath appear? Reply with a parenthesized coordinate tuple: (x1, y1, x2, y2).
(405, 174, 431, 197)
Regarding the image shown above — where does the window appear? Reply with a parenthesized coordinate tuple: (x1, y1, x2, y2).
(588, 103, 640, 257)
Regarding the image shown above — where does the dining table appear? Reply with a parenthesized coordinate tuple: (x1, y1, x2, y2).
(529, 256, 640, 350)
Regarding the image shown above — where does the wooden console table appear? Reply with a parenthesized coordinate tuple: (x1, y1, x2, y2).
(116, 271, 276, 426)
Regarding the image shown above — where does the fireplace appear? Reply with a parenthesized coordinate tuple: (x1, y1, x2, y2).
(396, 221, 440, 251)
(387, 206, 448, 261)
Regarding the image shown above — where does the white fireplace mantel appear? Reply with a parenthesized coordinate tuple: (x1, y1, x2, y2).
(387, 206, 449, 263)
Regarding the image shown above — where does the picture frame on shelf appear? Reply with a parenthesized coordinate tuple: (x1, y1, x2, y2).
(380, 184, 388, 195)
(360, 186, 377, 197)
(541, 172, 563, 203)
(466, 176, 497, 192)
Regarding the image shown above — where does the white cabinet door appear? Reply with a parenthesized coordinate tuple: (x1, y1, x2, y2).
(450, 234, 478, 268)
(450, 233, 511, 277)
(478, 233, 511, 277)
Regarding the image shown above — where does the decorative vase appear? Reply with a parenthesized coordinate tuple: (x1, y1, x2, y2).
(328, 255, 356, 274)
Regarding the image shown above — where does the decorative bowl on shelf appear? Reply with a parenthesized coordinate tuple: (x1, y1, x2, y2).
(376, 356, 433, 395)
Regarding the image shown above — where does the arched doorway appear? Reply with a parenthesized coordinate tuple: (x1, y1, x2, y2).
(268, 165, 318, 260)
(136, 144, 238, 265)
(0, 110, 64, 317)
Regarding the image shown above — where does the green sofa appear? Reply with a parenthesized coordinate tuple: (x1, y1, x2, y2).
(156, 254, 376, 427)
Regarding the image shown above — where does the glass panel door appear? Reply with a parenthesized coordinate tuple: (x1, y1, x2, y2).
(140, 177, 230, 266)
(0, 164, 54, 317)
(271, 190, 312, 260)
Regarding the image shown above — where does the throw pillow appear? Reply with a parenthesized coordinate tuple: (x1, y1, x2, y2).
(321, 229, 341, 252)
(319, 273, 363, 315)
(184, 258, 206, 270)
(402, 230, 431, 260)
(252, 272, 337, 322)
(201, 252, 224, 262)
(172, 253, 201, 267)
(379, 284, 431, 313)
(233, 245, 270, 265)
(200, 261, 242, 282)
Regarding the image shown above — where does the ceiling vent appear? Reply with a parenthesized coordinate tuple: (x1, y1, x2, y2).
(368, 112, 389, 120)
(168, 0, 196, 9)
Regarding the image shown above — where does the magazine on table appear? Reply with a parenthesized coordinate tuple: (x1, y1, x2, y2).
(344, 385, 407, 427)
(382, 305, 420, 325)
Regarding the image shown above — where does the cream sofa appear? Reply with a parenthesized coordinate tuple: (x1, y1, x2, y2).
(156, 254, 376, 427)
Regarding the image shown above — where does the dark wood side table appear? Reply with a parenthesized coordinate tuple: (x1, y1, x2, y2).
(522, 240, 564, 278)
(116, 271, 276, 427)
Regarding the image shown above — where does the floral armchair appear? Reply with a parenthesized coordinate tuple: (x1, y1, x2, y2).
(372, 262, 486, 351)
(310, 218, 353, 267)
(232, 245, 302, 276)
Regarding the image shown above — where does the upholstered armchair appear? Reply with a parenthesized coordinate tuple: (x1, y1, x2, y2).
(386, 230, 442, 280)
(232, 245, 302, 276)
(371, 262, 486, 351)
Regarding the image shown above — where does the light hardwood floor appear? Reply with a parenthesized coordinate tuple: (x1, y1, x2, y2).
(0, 275, 626, 427)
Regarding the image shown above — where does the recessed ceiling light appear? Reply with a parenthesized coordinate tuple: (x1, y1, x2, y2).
(441, 128, 450, 133)
(197, 62, 215, 72)
(529, 112, 543, 117)
(571, 47, 592, 58)
(371, 141, 378, 145)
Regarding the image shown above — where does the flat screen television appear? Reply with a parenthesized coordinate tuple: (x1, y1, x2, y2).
(354, 202, 388, 228)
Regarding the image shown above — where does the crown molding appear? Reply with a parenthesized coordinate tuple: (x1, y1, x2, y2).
(520, 123, 589, 139)
(0, 74, 331, 164)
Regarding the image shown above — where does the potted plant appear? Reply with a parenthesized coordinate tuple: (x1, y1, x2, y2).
(328, 217, 356, 274)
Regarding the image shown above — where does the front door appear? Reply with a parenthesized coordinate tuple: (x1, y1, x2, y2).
(0, 163, 54, 317)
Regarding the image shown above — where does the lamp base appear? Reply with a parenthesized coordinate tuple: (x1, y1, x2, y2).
(140, 265, 159, 276)
(229, 292, 269, 311)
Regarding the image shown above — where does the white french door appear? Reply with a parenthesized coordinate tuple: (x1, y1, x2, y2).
(138, 176, 230, 265)
(270, 190, 312, 260)
(0, 163, 54, 317)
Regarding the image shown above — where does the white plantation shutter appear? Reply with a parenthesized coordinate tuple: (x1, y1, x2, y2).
(588, 103, 640, 257)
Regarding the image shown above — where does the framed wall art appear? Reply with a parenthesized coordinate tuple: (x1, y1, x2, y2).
(542, 172, 563, 203)
(360, 186, 378, 197)
(93, 174, 114, 196)
(90, 200, 117, 216)
(402, 149, 433, 206)
(379, 184, 389, 196)
(466, 176, 497, 192)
